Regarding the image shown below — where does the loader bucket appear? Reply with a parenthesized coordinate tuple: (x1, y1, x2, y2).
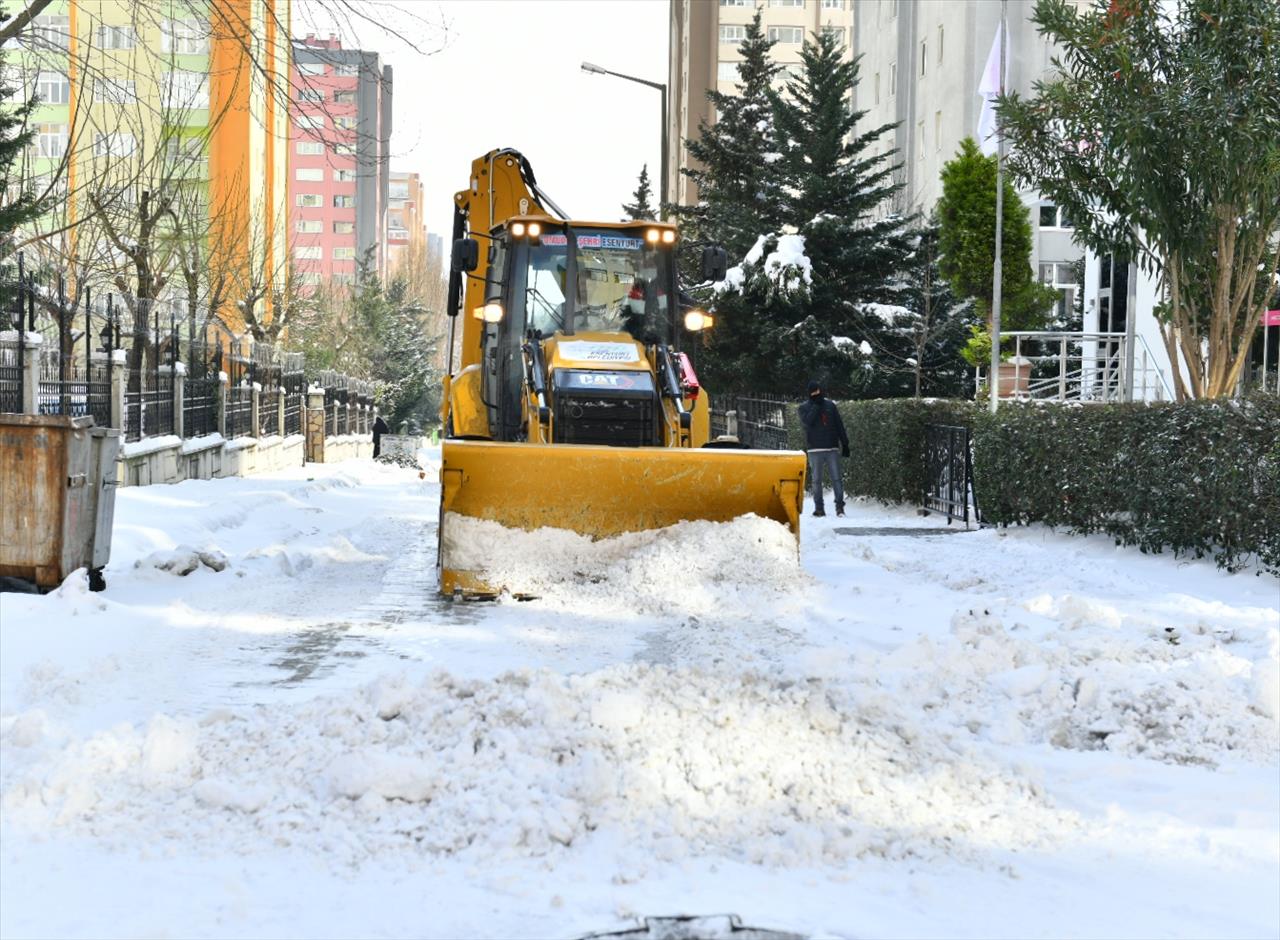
(437, 439, 806, 596)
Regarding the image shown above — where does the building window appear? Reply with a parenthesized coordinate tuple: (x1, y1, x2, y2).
(333, 221, 354, 234)
(165, 136, 203, 164)
(1039, 203, 1074, 229)
(296, 140, 324, 155)
(36, 71, 69, 105)
(333, 195, 355, 208)
(92, 77, 136, 104)
(333, 90, 356, 105)
(333, 116, 357, 130)
(297, 63, 326, 76)
(334, 142, 355, 157)
(890, 0, 898, 16)
(295, 246, 322, 260)
(30, 14, 70, 51)
(334, 63, 358, 77)
(333, 246, 356, 260)
(821, 0, 844, 8)
(935, 110, 942, 151)
(295, 114, 325, 131)
(299, 88, 325, 103)
(161, 19, 208, 55)
(164, 70, 208, 109)
(1039, 261, 1079, 320)
(768, 26, 804, 43)
(717, 62, 739, 83)
(719, 25, 746, 43)
(769, 0, 805, 6)
(335, 168, 357, 182)
(296, 193, 323, 208)
(938, 24, 945, 63)
(35, 123, 68, 158)
(93, 132, 136, 157)
(297, 220, 323, 234)
(295, 167, 324, 182)
(889, 61, 896, 94)
(720, 0, 750, 5)
(822, 26, 844, 46)
(94, 25, 137, 50)
(920, 40, 927, 75)
(333, 273, 356, 285)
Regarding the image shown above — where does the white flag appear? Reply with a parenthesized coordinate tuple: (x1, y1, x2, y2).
(976, 22, 1004, 156)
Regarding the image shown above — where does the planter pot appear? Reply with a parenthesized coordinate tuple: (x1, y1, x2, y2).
(997, 360, 1031, 398)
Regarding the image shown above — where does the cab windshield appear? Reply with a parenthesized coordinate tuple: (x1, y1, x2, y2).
(521, 228, 673, 342)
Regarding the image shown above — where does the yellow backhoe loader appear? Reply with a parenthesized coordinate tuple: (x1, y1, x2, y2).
(437, 149, 806, 595)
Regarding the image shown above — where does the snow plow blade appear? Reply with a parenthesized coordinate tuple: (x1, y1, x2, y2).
(438, 439, 806, 596)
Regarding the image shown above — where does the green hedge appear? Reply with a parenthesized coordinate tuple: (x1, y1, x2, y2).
(789, 395, 1280, 575)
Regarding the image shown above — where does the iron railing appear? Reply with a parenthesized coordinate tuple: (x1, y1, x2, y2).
(975, 331, 1174, 403)
(923, 424, 975, 527)
(709, 392, 790, 449)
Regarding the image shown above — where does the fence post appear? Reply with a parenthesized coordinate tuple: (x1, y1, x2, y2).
(250, 381, 261, 439)
(277, 387, 286, 437)
(1058, 335, 1068, 401)
(20, 333, 41, 414)
(173, 361, 186, 438)
(217, 371, 229, 438)
(306, 386, 326, 463)
(109, 348, 126, 430)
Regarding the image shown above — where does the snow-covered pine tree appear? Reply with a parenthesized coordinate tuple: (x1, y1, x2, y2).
(772, 28, 913, 321)
(866, 220, 975, 398)
(676, 9, 784, 261)
(621, 164, 655, 221)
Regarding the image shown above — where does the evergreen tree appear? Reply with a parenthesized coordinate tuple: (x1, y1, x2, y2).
(868, 220, 976, 398)
(676, 9, 784, 261)
(771, 30, 915, 360)
(0, 36, 47, 254)
(936, 137, 1057, 332)
(621, 164, 655, 221)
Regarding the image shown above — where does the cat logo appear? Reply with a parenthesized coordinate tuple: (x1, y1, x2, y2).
(580, 374, 621, 387)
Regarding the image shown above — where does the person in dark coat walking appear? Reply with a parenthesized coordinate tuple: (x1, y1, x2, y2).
(372, 415, 389, 458)
(797, 380, 849, 517)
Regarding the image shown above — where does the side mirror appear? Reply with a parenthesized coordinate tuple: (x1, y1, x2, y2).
(701, 245, 728, 283)
(451, 237, 480, 273)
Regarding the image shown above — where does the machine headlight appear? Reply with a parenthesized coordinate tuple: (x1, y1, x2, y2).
(475, 302, 504, 323)
(684, 309, 714, 332)
(661, 229, 676, 244)
(645, 228, 661, 245)
(511, 222, 526, 237)
(527, 221, 541, 238)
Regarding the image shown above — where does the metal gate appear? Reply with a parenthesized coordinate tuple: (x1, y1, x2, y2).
(923, 423, 974, 526)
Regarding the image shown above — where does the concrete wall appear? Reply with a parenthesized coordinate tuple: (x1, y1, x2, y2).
(115, 432, 352, 488)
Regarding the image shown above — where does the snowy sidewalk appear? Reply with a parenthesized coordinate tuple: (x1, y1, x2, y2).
(1, 454, 1277, 939)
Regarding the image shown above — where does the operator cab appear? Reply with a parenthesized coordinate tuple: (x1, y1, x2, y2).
(477, 219, 684, 445)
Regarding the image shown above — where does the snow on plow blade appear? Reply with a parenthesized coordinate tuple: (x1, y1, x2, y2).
(438, 439, 806, 596)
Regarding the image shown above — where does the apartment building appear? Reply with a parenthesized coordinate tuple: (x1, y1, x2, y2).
(11, 0, 291, 333)
(667, 0, 856, 208)
(851, 0, 1091, 319)
(289, 35, 392, 289)
(386, 170, 425, 271)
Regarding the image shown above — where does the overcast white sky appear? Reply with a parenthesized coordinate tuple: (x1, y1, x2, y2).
(297, 0, 670, 241)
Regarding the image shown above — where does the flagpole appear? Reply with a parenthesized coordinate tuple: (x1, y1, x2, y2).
(989, 0, 1008, 414)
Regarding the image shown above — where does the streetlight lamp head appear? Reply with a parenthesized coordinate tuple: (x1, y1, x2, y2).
(581, 62, 606, 75)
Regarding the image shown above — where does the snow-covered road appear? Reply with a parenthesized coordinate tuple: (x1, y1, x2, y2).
(2, 451, 1277, 939)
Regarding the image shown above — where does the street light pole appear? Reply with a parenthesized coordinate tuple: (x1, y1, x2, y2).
(581, 61, 668, 219)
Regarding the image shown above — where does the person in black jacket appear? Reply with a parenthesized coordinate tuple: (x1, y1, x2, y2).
(372, 415, 389, 458)
(797, 380, 849, 517)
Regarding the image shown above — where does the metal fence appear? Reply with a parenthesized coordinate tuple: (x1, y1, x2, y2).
(38, 347, 111, 426)
(254, 341, 281, 436)
(923, 423, 975, 527)
(283, 352, 305, 437)
(709, 392, 790, 450)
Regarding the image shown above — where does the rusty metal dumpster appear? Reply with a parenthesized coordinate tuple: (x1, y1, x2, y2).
(0, 414, 120, 591)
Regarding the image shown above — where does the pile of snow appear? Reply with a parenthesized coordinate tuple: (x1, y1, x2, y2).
(0, 664, 1081, 869)
(863, 605, 1279, 767)
(441, 513, 804, 617)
